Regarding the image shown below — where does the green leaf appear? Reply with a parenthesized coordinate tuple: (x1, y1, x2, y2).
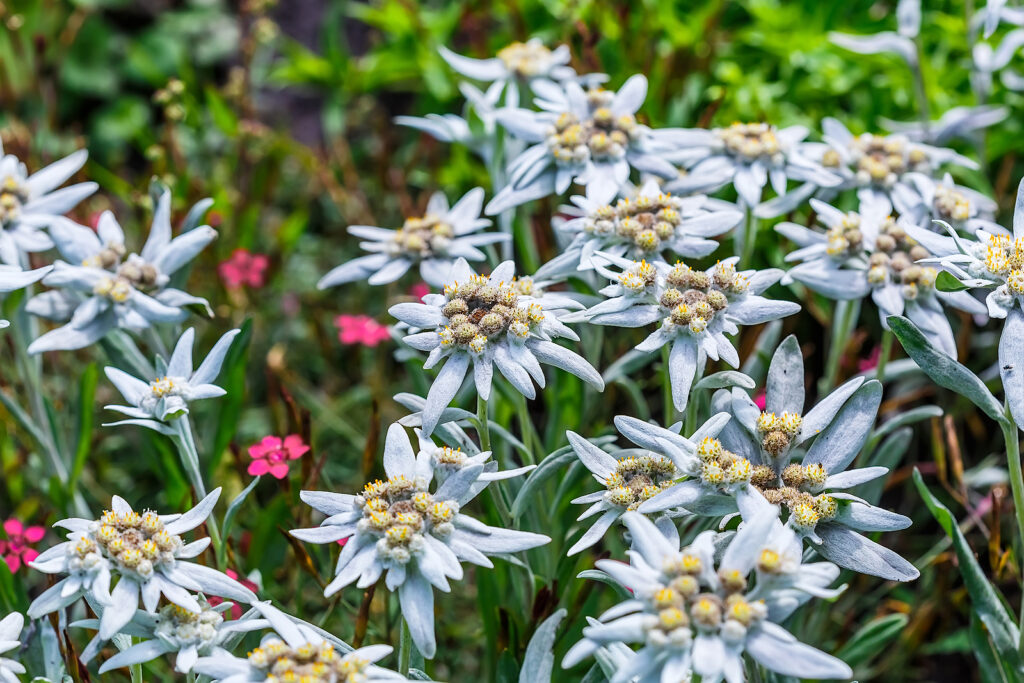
(888, 315, 1007, 425)
(510, 436, 616, 520)
(971, 614, 1017, 683)
(206, 86, 238, 136)
(835, 612, 908, 667)
(209, 319, 253, 474)
(69, 363, 99, 492)
(222, 475, 261, 539)
(935, 270, 971, 292)
(913, 468, 1024, 674)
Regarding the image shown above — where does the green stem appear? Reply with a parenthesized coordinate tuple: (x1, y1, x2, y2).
(910, 44, 931, 134)
(175, 417, 225, 568)
(820, 299, 859, 394)
(740, 205, 757, 268)
(398, 616, 412, 676)
(875, 328, 894, 381)
(999, 405, 1024, 652)
(515, 393, 539, 466)
(661, 345, 674, 425)
(476, 394, 491, 452)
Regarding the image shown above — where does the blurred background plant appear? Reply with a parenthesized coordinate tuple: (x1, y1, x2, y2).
(1, 0, 1022, 680)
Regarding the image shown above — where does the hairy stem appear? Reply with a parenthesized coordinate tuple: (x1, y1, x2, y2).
(999, 405, 1024, 651)
(876, 328, 894, 381)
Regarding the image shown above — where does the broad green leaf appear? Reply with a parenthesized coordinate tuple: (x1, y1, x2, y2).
(888, 316, 1007, 425)
(971, 614, 1016, 683)
(511, 436, 616, 520)
(835, 612, 908, 666)
(913, 468, 1023, 674)
(222, 475, 261, 539)
(935, 270, 971, 292)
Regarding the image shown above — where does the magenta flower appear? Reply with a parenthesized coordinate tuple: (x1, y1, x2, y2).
(409, 282, 431, 300)
(247, 434, 310, 479)
(1, 518, 44, 573)
(219, 248, 269, 289)
(334, 314, 391, 347)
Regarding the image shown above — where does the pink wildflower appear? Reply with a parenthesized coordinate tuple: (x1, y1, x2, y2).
(1, 518, 44, 574)
(754, 392, 767, 410)
(409, 282, 430, 300)
(335, 314, 391, 347)
(219, 249, 269, 289)
(247, 434, 310, 479)
(858, 346, 882, 373)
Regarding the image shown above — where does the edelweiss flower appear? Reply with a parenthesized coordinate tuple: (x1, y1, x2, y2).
(291, 423, 548, 658)
(891, 172, 1000, 233)
(878, 105, 1008, 145)
(487, 75, 692, 212)
(74, 596, 269, 674)
(812, 118, 977, 205)
(562, 512, 852, 682)
(389, 259, 603, 436)
(0, 142, 96, 266)
(0, 613, 25, 683)
(535, 180, 741, 279)
(664, 122, 841, 214)
(195, 603, 405, 682)
(564, 412, 739, 555)
(584, 254, 799, 410)
(396, 81, 505, 164)
(26, 190, 216, 353)
(318, 188, 508, 289)
(777, 197, 985, 357)
(439, 40, 585, 107)
(28, 489, 257, 640)
(104, 327, 239, 432)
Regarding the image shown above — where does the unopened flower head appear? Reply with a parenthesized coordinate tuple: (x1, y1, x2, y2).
(318, 188, 508, 289)
(390, 259, 602, 436)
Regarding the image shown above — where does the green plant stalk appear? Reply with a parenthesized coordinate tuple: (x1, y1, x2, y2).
(876, 328, 894, 381)
(661, 345, 674, 425)
(398, 616, 412, 676)
(515, 392, 540, 466)
(820, 299, 859, 393)
(999, 404, 1024, 651)
(740, 205, 757, 268)
(476, 394, 491, 453)
(175, 416, 225, 569)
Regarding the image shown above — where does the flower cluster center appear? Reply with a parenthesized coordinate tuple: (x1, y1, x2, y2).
(749, 462, 837, 531)
(91, 509, 183, 579)
(716, 122, 782, 163)
(654, 261, 746, 336)
(497, 41, 553, 77)
(934, 185, 971, 221)
(585, 193, 688, 253)
(545, 91, 641, 166)
(604, 454, 677, 510)
(391, 214, 454, 259)
(355, 476, 457, 565)
(246, 639, 370, 683)
(865, 218, 936, 298)
(980, 235, 1024, 295)
(154, 602, 222, 647)
(439, 274, 543, 353)
(847, 134, 928, 186)
(0, 175, 28, 224)
(694, 437, 754, 489)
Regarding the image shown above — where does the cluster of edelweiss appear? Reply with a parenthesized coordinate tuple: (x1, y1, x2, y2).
(3, 13, 1024, 683)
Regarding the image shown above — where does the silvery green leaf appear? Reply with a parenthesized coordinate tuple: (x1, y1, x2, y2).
(519, 608, 567, 683)
(766, 334, 804, 416)
(829, 31, 917, 64)
(693, 370, 756, 391)
(1000, 309, 1024, 429)
(222, 475, 261, 539)
(803, 381, 882, 474)
(889, 315, 1007, 425)
(935, 270, 971, 292)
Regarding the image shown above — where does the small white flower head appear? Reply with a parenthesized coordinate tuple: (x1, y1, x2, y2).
(28, 489, 257, 642)
(193, 603, 406, 681)
(537, 179, 742, 279)
(0, 141, 97, 266)
(0, 613, 26, 682)
(389, 258, 603, 436)
(663, 122, 841, 214)
(564, 411, 752, 556)
(585, 252, 799, 411)
(778, 196, 984, 358)
(487, 75, 693, 212)
(103, 327, 240, 432)
(892, 172, 998, 233)
(291, 423, 548, 659)
(26, 189, 216, 354)
(810, 118, 978, 206)
(562, 512, 852, 682)
(318, 188, 509, 289)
